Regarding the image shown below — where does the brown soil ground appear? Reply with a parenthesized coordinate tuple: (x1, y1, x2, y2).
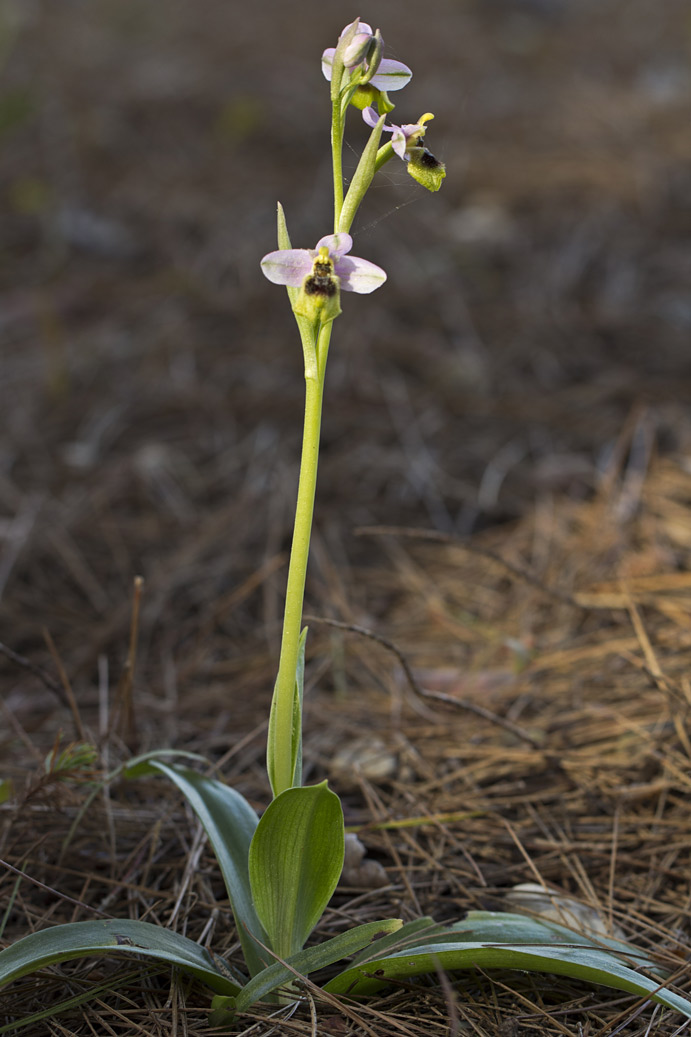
(2, 0, 691, 1033)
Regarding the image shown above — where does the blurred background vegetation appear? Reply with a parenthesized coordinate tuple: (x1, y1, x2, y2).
(1, 0, 690, 718)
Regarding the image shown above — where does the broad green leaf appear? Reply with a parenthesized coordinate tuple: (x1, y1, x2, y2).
(348, 916, 443, 967)
(447, 912, 665, 966)
(131, 760, 268, 977)
(267, 627, 307, 795)
(0, 919, 239, 997)
(324, 911, 691, 1018)
(122, 749, 209, 780)
(249, 782, 344, 958)
(209, 917, 403, 1024)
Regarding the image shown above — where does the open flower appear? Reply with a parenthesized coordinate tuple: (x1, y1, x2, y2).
(363, 107, 446, 191)
(321, 20, 412, 93)
(262, 233, 386, 322)
(363, 107, 433, 159)
(261, 234, 386, 294)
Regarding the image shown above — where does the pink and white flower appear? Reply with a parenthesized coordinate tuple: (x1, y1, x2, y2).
(261, 233, 386, 295)
(363, 107, 435, 160)
(321, 20, 412, 93)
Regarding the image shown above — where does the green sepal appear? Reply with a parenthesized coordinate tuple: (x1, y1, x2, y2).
(267, 627, 307, 796)
(343, 84, 395, 116)
(249, 782, 344, 959)
(276, 201, 299, 312)
(276, 200, 292, 251)
(347, 83, 379, 111)
(375, 89, 395, 114)
(276, 203, 319, 368)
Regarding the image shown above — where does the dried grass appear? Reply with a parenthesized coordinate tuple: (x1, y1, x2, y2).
(3, 451, 691, 1034)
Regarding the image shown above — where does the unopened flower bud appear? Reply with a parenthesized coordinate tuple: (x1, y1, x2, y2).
(342, 28, 375, 68)
(358, 29, 383, 85)
(334, 18, 362, 64)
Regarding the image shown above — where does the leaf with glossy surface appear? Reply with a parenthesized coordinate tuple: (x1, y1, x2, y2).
(249, 781, 344, 958)
(447, 911, 663, 964)
(129, 759, 268, 977)
(0, 919, 239, 997)
(347, 916, 443, 967)
(209, 917, 403, 1023)
(324, 911, 691, 1017)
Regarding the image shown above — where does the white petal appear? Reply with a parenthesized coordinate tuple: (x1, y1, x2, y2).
(370, 59, 412, 92)
(362, 106, 382, 129)
(321, 49, 335, 82)
(338, 19, 372, 40)
(315, 233, 353, 258)
(335, 256, 387, 294)
(261, 249, 313, 286)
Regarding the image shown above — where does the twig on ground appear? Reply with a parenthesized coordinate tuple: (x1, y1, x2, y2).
(303, 613, 542, 749)
(0, 640, 70, 708)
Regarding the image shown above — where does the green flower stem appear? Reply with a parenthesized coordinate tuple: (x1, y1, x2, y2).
(271, 320, 333, 797)
(331, 98, 344, 231)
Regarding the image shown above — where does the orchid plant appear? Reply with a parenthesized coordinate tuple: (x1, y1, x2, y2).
(2, 18, 691, 1032)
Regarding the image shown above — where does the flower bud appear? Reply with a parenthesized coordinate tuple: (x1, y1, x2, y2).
(333, 19, 364, 68)
(358, 29, 383, 85)
(342, 29, 375, 68)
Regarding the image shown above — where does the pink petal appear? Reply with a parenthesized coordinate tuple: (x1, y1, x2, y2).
(321, 48, 335, 82)
(314, 233, 353, 258)
(334, 255, 387, 294)
(338, 19, 372, 40)
(343, 31, 374, 68)
(363, 106, 393, 132)
(391, 128, 408, 160)
(261, 249, 313, 286)
(369, 58, 412, 92)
